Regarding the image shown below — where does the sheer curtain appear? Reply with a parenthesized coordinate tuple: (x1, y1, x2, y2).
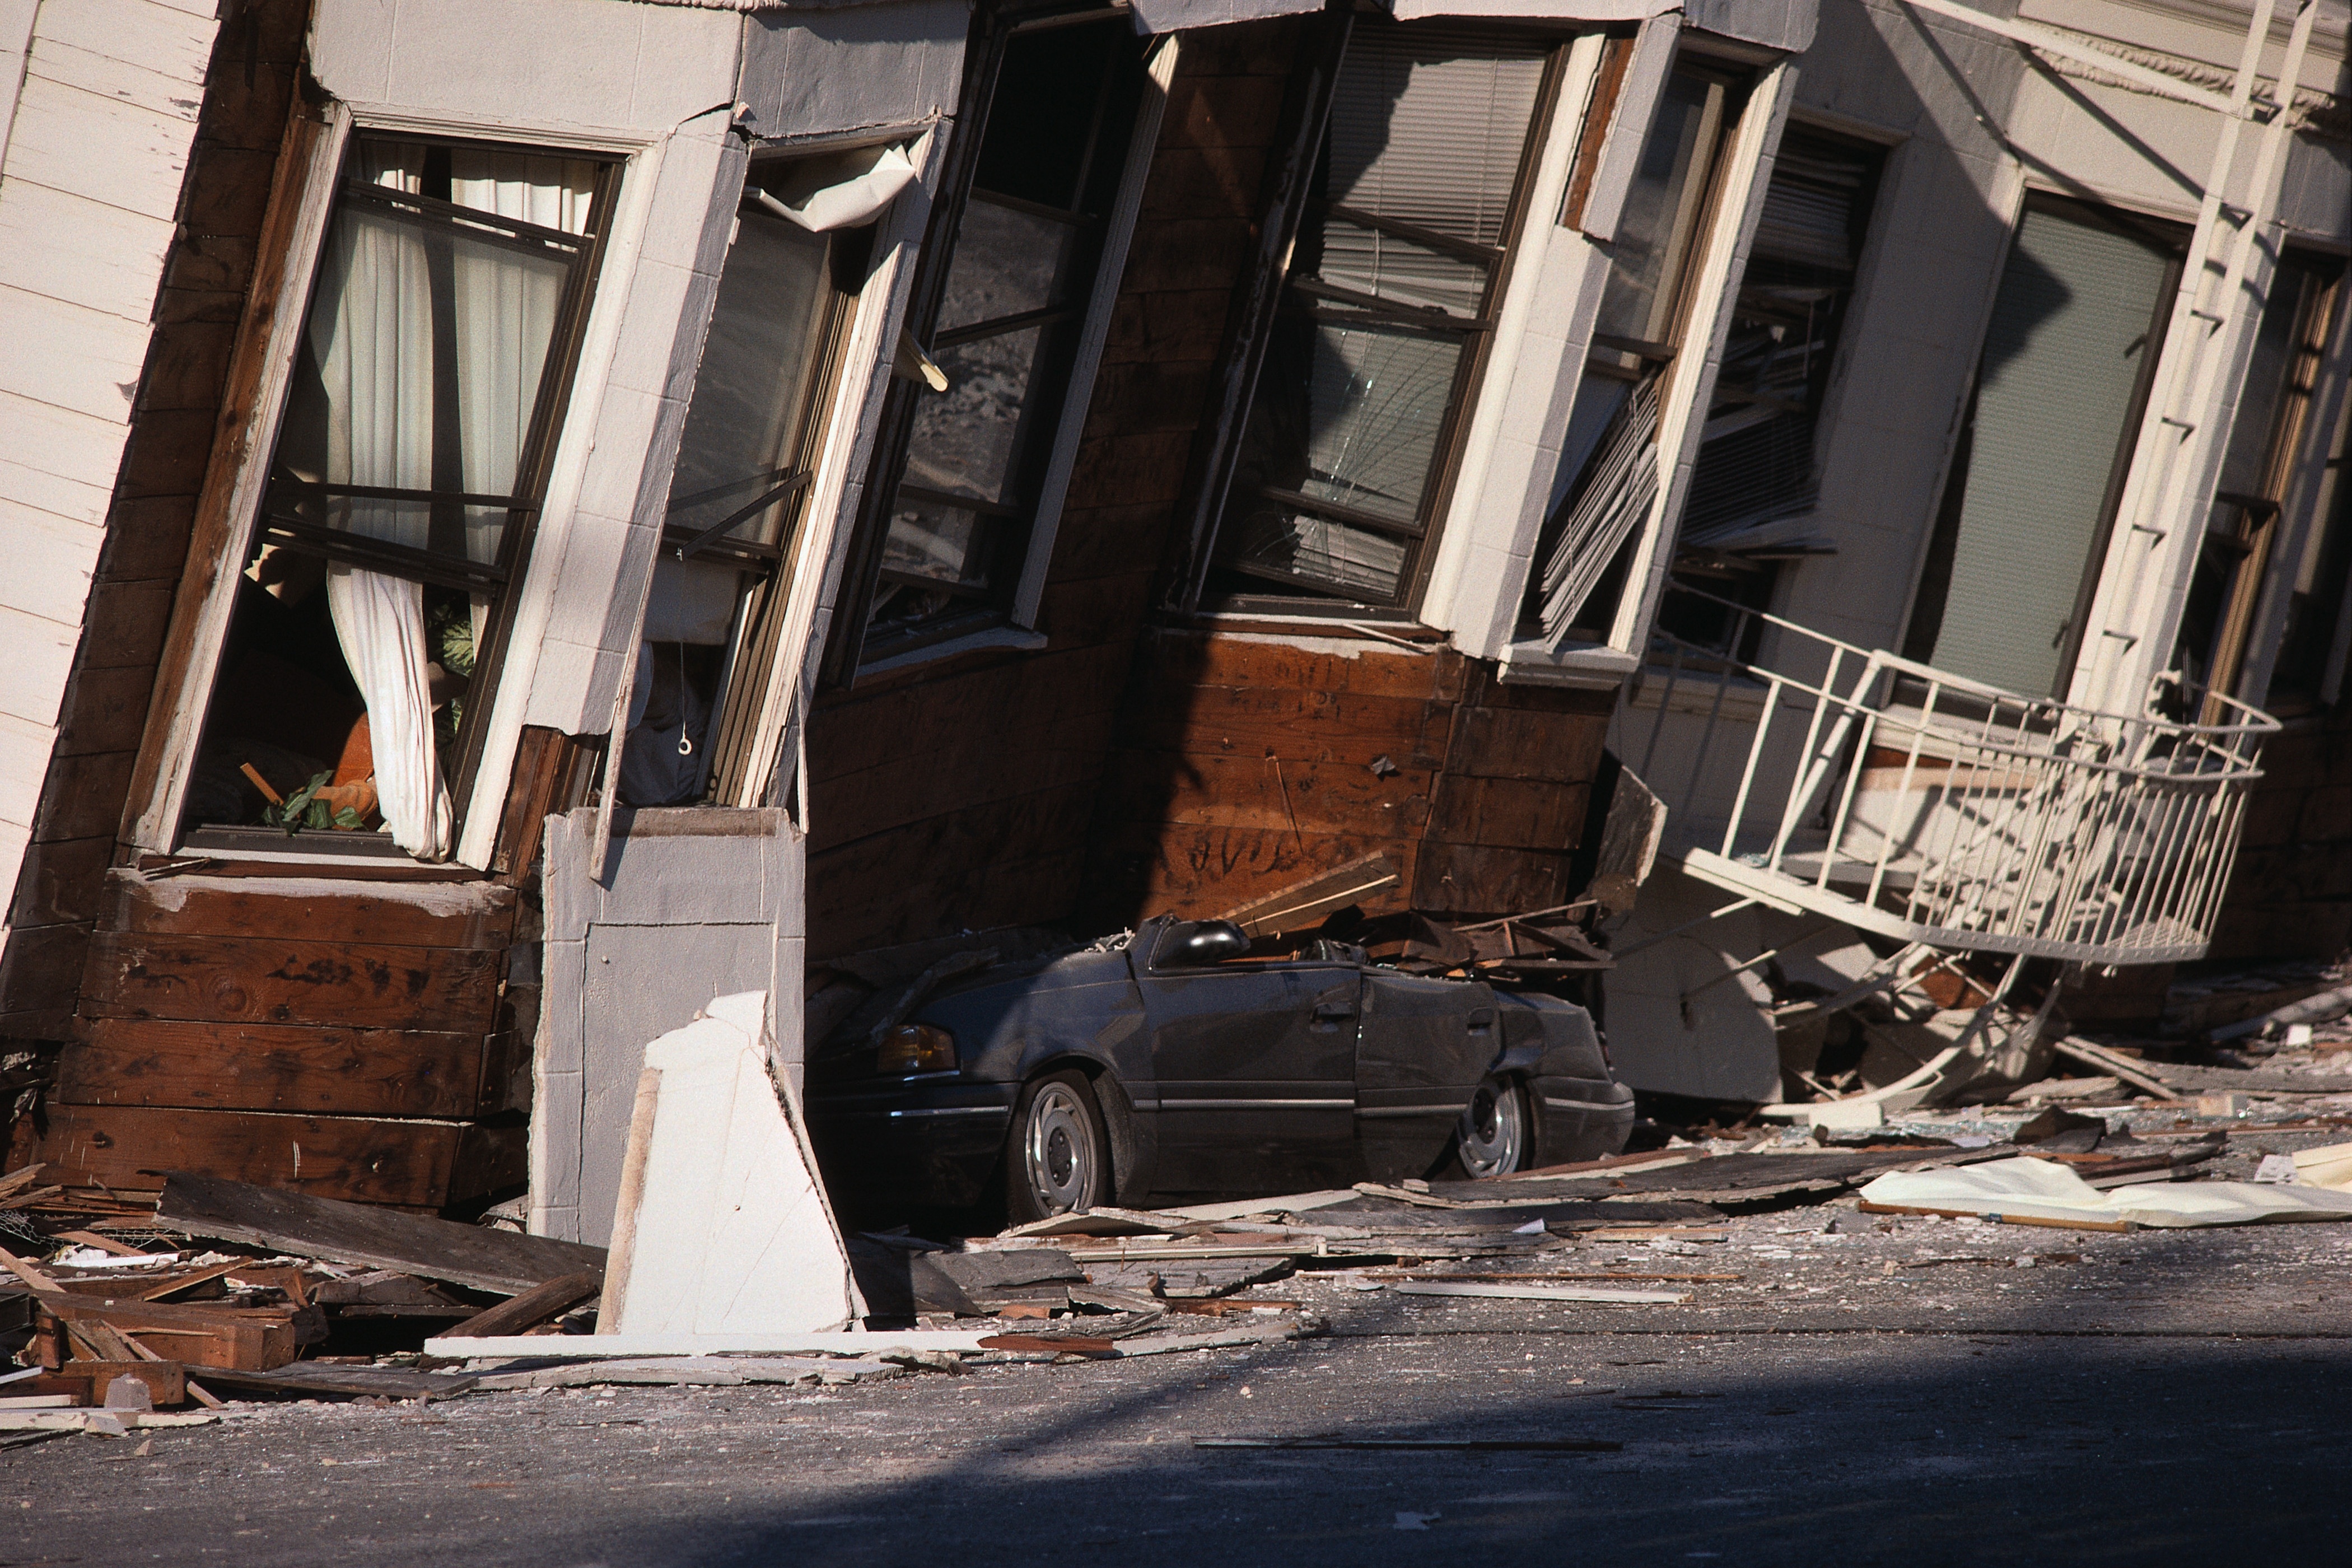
(311, 146, 451, 858)
(307, 145, 596, 858)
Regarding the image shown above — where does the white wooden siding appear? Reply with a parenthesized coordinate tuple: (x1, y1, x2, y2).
(0, 0, 218, 937)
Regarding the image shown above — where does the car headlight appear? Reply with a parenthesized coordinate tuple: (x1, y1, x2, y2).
(878, 1023, 956, 1076)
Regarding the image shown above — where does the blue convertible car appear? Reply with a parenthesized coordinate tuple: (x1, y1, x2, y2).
(805, 916, 1635, 1222)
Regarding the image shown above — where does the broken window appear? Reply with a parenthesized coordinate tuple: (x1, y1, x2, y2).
(618, 151, 899, 807)
(1656, 124, 1884, 656)
(1524, 55, 1747, 648)
(852, 13, 1149, 657)
(1903, 197, 2185, 698)
(183, 135, 613, 859)
(2171, 251, 2345, 710)
(1203, 22, 1564, 612)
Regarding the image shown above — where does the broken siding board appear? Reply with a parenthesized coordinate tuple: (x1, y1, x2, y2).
(5, 834, 109, 926)
(60, 1019, 506, 1119)
(80, 933, 504, 1032)
(30, 2, 216, 96)
(99, 871, 519, 951)
(155, 1172, 604, 1294)
(48, 1107, 526, 1208)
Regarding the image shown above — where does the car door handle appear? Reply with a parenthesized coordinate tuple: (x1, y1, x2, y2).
(1467, 1008, 1495, 1031)
(1314, 1001, 1357, 1020)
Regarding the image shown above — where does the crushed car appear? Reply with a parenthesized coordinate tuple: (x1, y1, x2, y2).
(804, 914, 1634, 1221)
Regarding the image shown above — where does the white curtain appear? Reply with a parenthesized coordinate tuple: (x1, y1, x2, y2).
(449, 152, 599, 647)
(312, 146, 453, 858)
(308, 145, 596, 859)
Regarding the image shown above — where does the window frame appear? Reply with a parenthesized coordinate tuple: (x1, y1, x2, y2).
(642, 165, 872, 806)
(1511, 45, 1762, 664)
(824, 2, 1168, 678)
(1189, 18, 1578, 620)
(132, 105, 625, 862)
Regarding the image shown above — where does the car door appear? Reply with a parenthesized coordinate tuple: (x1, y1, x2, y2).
(1130, 927, 1360, 1195)
(1354, 970, 1501, 1182)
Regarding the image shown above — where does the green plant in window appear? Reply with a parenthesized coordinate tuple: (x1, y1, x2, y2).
(263, 770, 366, 835)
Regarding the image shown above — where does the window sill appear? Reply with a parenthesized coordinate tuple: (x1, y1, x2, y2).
(858, 623, 1049, 679)
(1499, 640, 1640, 689)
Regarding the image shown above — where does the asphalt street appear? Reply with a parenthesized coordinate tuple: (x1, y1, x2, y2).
(11, 1203, 2352, 1566)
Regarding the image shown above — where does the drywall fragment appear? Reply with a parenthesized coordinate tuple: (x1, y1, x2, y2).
(599, 992, 864, 1336)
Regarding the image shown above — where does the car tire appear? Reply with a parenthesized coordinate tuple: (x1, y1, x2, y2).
(1006, 1069, 1113, 1224)
(1444, 1076, 1530, 1180)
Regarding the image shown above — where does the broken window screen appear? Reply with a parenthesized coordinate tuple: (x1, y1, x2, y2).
(1659, 125, 1884, 655)
(1210, 25, 1555, 609)
(620, 167, 866, 810)
(864, 16, 1146, 647)
(1904, 199, 2181, 698)
(184, 136, 610, 860)
(1524, 58, 1742, 647)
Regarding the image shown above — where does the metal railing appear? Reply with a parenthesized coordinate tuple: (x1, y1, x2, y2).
(1622, 586, 2278, 965)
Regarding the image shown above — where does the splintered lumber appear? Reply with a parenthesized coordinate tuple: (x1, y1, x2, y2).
(2051, 1038, 2180, 1100)
(1212, 852, 1400, 936)
(17, 1362, 185, 1408)
(155, 1172, 603, 1295)
(442, 1271, 602, 1338)
(185, 1363, 479, 1402)
(38, 1294, 297, 1370)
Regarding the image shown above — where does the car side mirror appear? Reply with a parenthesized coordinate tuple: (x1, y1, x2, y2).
(1160, 920, 1251, 967)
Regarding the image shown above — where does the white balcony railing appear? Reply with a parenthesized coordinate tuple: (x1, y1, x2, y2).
(1622, 587, 2278, 966)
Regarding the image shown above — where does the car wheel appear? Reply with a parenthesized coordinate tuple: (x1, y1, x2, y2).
(1450, 1076, 1529, 1179)
(1006, 1070, 1112, 1224)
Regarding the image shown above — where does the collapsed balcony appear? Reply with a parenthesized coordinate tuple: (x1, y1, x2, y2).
(1621, 585, 2280, 968)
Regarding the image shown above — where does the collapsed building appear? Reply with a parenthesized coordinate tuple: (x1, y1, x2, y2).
(0, 0, 2344, 1234)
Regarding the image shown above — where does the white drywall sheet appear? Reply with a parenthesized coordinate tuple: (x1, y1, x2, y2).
(1861, 1157, 2352, 1228)
(600, 991, 863, 1336)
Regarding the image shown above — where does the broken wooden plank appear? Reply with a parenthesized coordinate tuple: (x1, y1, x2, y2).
(421, 1330, 991, 1358)
(2051, 1038, 2181, 1100)
(155, 1172, 604, 1295)
(183, 1362, 479, 1402)
(37, 1294, 297, 1371)
(1211, 852, 1400, 935)
(441, 1271, 601, 1339)
(1855, 1200, 2134, 1232)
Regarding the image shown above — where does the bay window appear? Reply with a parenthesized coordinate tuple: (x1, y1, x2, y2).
(1203, 22, 1567, 612)
(182, 134, 613, 860)
(848, 10, 1150, 659)
(1525, 55, 1746, 648)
